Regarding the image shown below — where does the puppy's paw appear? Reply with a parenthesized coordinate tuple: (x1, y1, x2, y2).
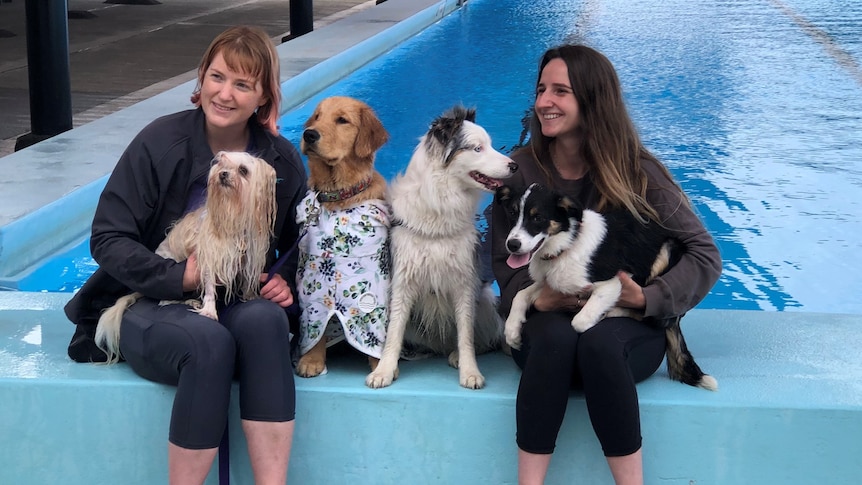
(296, 353, 326, 378)
(196, 305, 219, 322)
(504, 321, 523, 350)
(460, 370, 485, 390)
(366, 366, 399, 389)
(571, 314, 597, 333)
(184, 299, 203, 310)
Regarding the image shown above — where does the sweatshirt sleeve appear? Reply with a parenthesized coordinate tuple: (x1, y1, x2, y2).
(640, 160, 722, 319)
(89, 133, 188, 301)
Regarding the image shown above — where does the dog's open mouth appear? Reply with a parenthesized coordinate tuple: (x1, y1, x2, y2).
(506, 241, 543, 269)
(506, 249, 537, 269)
(469, 171, 503, 191)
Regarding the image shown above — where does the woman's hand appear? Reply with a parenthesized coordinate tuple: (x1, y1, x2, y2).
(615, 271, 646, 309)
(532, 271, 646, 312)
(259, 273, 295, 308)
(182, 253, 201, 292)
(534, 285, 591, 312)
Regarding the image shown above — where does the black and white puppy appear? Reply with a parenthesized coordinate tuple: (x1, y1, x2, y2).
(496, 183, 717, 390)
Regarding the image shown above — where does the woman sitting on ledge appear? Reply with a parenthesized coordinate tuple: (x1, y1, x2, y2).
(491, 44, 722, 485)
(64, 25, 307, 485)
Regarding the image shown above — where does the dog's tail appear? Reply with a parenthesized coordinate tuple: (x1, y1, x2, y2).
(95, 293, 143, 364)
(664, 317, 718, 391)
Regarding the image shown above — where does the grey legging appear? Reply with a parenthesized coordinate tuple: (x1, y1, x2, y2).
(511, 311, 666, 457)
(119, 297, 296, 449)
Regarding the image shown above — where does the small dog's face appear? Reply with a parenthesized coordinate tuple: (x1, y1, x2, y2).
(301, 96, 389, 166)
(207, 151, 277, 226)
(496, 183, 581, 268)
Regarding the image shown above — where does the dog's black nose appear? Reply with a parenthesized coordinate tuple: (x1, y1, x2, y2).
(506, 239, 521, 253)
(219, 171, 229, 183)
(508, 162, 518, 173)
(303, 129, 320, 144)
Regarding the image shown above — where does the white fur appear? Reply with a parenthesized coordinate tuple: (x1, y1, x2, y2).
(504, 202, 618, 349)
(366, 113, 515, 389)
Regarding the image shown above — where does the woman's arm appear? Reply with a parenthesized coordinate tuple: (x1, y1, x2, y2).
(89, 135, 189, 301)
(640, 160, 722, 319)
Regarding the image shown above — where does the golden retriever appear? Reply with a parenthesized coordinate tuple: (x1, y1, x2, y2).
(295, 96, 391, 378)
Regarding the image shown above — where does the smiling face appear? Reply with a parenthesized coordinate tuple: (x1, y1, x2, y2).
(199, 51, 267, 138)
(535, 58, 581, 141)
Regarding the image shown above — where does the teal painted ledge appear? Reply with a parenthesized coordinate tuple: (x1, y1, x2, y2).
(2, 292, 860, 484)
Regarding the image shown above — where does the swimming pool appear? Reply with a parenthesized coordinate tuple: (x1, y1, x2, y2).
(13, 0, 862, 315)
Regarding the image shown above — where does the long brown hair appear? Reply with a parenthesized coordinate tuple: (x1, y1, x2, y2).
(520, 44, 685, 222)
(190, 25, 281, 135)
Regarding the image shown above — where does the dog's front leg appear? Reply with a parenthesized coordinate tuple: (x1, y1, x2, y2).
(452, 289, 484, 389)
(571, 278, 621, 333)
(196, 270, 219, 321)
(505, 283, 541, 350)
(296, 337, 328, 377)
(365, 284, 411, 389)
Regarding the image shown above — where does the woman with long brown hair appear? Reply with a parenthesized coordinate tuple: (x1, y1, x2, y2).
(491, 44, 722, 484)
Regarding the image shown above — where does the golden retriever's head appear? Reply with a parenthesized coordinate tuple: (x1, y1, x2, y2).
(301, 96, 389, 167)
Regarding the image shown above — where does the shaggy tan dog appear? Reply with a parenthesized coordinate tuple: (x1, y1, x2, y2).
(296, 96, 390, 378)
(95, 151, 277, 364)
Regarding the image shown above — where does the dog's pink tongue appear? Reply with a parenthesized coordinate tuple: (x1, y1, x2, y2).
(507, 253, 530, 269)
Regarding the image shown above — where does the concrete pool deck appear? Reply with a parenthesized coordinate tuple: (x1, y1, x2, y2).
(0, 0, 375, 157)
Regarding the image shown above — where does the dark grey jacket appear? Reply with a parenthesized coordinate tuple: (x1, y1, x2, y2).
(65, 108, 307, 362)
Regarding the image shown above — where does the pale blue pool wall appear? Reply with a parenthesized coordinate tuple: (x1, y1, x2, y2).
(0, 0, 464, 287)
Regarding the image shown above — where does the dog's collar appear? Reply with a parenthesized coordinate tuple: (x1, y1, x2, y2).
(316, 178, 373, 203)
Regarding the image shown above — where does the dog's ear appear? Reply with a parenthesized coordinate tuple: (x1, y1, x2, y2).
(448, 105, 476, 124)
(558, 194, 583, 220)
(304, 109, 318, 129)
(429, 116, 458, 145)
(495, 185, 513, 204)
(430, 106, 477, 146)
(354, 106, 389, 159)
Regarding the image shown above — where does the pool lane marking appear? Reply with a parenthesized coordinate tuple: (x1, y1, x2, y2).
(768, 0, 862, 86)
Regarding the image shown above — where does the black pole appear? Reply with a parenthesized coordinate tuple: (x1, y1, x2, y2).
(16, 0, 73, 151)
(286, 0, 313, 41)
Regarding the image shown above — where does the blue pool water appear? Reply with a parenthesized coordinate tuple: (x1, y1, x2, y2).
(15, 0, 862, 315)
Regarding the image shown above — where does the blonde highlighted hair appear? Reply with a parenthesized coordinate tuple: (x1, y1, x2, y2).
(191, 25, 281, 135)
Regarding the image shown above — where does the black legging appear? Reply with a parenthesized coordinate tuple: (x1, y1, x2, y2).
(119, 298, 296, 449)
(511, 311, 665, 457)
